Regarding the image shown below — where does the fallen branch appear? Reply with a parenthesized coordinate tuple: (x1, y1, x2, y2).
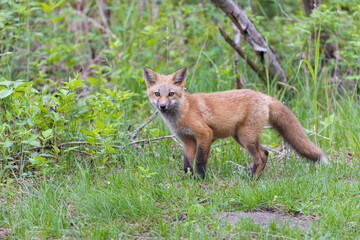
(219, 28, 267, 83)
(211, 0, 288, 82)
(72, 149, 91, 156)
(170, 135, 183, 147)
(304, 128, 331, 140)
(131, 110, 159, 139)
(128, 135, 176, 146)
(14, 135, 179, 159)
(14, 141, 96, 159)
(263, 145, 283, 155)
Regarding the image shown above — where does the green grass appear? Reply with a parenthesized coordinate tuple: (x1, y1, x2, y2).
(1, 103, 360, 239)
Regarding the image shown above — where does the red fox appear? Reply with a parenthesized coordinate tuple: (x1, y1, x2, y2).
(142, 66, 328, 179)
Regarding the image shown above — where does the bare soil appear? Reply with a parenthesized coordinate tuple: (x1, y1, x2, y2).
(0, 227, 11, 239)
(219, 206, 316, 229)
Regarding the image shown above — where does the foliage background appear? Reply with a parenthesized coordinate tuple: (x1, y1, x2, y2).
(0, 0, 359, 239)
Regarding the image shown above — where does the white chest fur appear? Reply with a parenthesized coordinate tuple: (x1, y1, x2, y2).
(160, 111, 195, 139)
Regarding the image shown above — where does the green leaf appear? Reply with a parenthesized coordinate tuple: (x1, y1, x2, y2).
(14, 81, 32, 90)
(53, 16, 64, 23)
(59, 89, 69, 96)
(53, 146, 60, 154)
(188, 204, 204, 217)
(303, 59, 315, 82)
(0, 52, 13, 57)
(29, 156, 47, 166)
(65, 79, 83, 90)
(64, 146, 80, 153)
(87, 76, 97, 85)
(34, 156, 46, 162)
(104, 143, 115, 152)
(42, 129, 53, 139)
(150, 128, 160, 135)
(101, 88, 115, 97)
(138, 166, 148, 173)
(0, 81, 13, 87)
(53, 0, 65, 9)
(22, 134, 41, 146)
(84, 147, 95, 154)
(29, 141, 41, 147)
(314, 25, 321, 85)
(0, 89, 14, 99)
(39, 3, 52, 12)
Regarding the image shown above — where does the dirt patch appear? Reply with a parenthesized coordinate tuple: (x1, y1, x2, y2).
(0, 197, 5, 206)
(0, 227, 11, 239)
(219, 206, 315, 229)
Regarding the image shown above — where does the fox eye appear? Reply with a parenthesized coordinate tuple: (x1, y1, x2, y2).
(169, 92, 174, 96)
(155, 92, 160, 97)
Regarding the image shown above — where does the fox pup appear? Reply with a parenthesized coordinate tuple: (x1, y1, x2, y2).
(142, 66, 328, 179)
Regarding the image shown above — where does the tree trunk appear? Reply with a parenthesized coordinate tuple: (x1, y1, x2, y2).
(302, 0, 336, 60)
(302, 0, 321, 17)
(210, 0, 288, 82)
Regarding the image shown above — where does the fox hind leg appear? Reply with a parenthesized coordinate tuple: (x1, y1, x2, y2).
(235, 125, 269, 177)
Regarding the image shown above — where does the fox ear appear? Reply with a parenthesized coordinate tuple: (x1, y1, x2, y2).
(143, 67, 157, 86)
(173, 67, 188, 86)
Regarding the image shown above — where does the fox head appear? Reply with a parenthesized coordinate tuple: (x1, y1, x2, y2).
(142, 66, 188, 113)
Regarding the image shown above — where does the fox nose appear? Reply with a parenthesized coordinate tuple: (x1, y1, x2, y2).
(159, 105, 167, 110)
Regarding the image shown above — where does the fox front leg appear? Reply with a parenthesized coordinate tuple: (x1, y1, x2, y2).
(182, 139, 197, 175)
(195, 145, 209, 179)
(195, 131, 213, 179)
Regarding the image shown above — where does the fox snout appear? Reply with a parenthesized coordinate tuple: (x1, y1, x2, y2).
(156, 95, 175, 112)
(157, 101, 172, 112)
(159, 104, 168, 111)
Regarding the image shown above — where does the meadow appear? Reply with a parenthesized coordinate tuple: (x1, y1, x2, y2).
(0, 0, 359, 239)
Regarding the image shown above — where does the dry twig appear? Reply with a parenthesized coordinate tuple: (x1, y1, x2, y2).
(189, 31, 209, 90)
(128, 135, 175, 146)
(70, 6, 120, 42)
(14, 135, 179, 159)
(131, 110, 159, 139)
(219, 28, 267, 83)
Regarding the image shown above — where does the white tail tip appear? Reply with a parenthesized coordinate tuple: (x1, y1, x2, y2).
(320, 155, 329, 164)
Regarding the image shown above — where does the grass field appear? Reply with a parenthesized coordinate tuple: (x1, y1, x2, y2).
(1, 141, 360, 239)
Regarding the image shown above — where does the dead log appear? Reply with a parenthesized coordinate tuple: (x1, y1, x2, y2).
(210, 0, 288, 83)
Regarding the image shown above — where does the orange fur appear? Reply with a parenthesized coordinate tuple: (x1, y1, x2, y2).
(143, 66, 328, 178)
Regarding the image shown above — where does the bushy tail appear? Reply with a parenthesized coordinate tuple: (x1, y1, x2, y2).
(269, 100, 328, 164)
